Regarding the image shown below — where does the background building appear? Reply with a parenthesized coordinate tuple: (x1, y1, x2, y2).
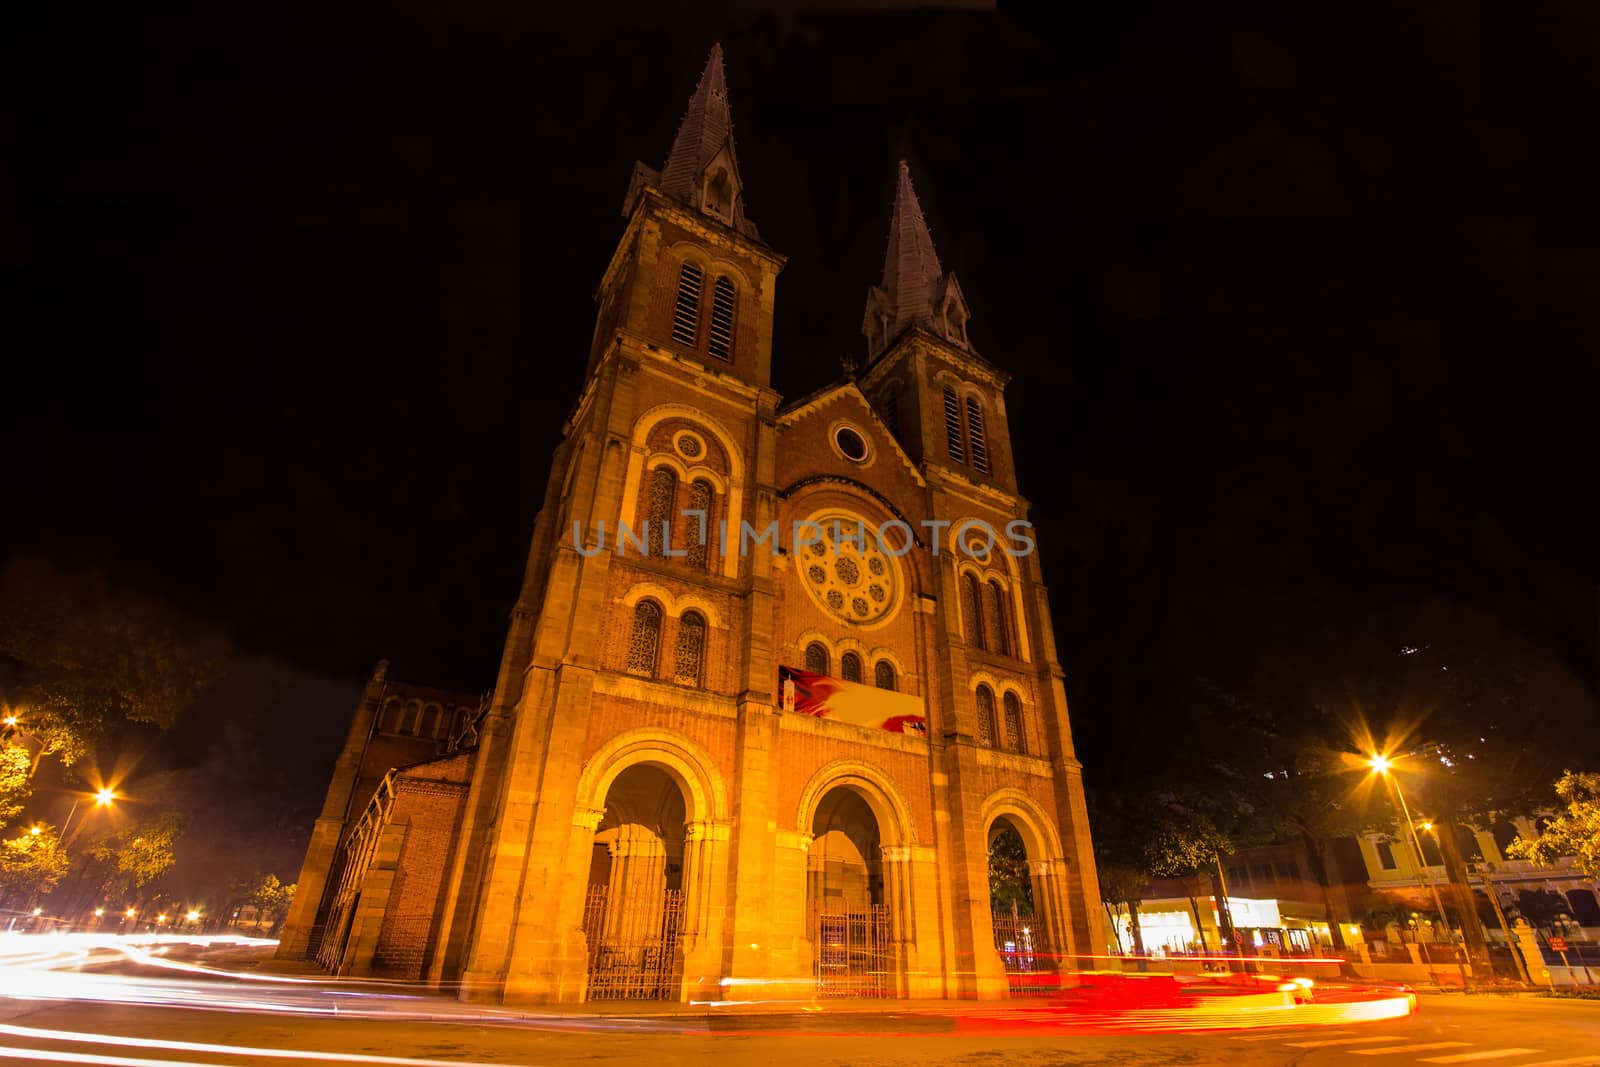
(279, 45, 1100, 1005)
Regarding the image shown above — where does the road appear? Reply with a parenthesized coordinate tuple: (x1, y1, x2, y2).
(0, 935, 1594, 1066)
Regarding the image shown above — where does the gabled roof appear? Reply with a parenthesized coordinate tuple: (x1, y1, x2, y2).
(776, 378, 926, 489)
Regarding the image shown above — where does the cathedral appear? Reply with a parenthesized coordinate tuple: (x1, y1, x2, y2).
(278, 44, 1101, 1004)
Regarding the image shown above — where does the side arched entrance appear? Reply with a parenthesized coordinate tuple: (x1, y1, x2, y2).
(982, 794, 1072, 997)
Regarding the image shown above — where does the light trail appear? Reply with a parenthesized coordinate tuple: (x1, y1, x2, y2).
(0, 1023, 544, 1067)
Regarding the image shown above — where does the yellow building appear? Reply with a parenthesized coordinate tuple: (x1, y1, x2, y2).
(279, 45, 1100, 1005)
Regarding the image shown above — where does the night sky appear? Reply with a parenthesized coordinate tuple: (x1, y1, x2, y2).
(10, 1, 1599, 800)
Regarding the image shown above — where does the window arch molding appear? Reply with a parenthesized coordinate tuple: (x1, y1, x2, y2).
(621, 406, 746, 578)
(949, 533, 1032, 664)
(618, 582, 727, 630)
(642, 453, 729, 494)
(660, 242, 755, 293)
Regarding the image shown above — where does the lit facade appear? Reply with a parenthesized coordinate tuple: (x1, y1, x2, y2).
(279, 45, 1101, 1004)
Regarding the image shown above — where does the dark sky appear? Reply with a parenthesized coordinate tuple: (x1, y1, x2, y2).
(10, 1, 1600, 789)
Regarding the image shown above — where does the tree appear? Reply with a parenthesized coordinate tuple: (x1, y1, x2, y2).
(0, 745, 32, 831)
(0, 825, 70, 906)
(987, 828, 1032, 911)
(246, 874, 296, 934)
(1507, 771, 1600, 879)
(0, 557, 231, 776)
(91, 812, 186, 899)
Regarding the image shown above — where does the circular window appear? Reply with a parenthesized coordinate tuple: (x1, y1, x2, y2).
(834, 427, 869, 463)
(795, 513, 901, 626)
(674, 431, 704, 459)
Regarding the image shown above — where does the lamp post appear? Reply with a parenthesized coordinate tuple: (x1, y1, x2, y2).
(60, 787, 115, 847)
(1368, 755, 1471, 990)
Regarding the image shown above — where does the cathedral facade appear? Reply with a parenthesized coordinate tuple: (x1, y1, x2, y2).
(279, 45, 1101, 1004)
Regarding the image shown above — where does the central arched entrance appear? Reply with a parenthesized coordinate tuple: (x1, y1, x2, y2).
(808, 786, 894, 997)
(582, 764, 687, 1000)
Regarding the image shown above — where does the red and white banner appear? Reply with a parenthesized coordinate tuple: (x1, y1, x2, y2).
(778, 666, 928, 735)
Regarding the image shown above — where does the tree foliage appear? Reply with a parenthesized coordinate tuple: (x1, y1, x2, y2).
(0, 557, 231, 773)
(0, 825, 70, 903)
(90, 812, 186, 896)
(0, 745, 32, 832)
(987, 828, 1032, 910)
(1507, 771, 1600, 879)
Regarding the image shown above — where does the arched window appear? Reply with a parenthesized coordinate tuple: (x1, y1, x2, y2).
(882, 390, 899, 436)
(646, 466, 677, 558)
(626, 600, 663, 676)
(1454, 825, 1483, 864)
(420, 705, 441, 739)
(840, 651, 863, 683)
(984, 579, 1010, 656)
(874, 660, 896, 691)
(965, 396, 990, 474)
(943, 387, 965, 463)
(1489, 820, 1519, 859)
(686, 479, 714, 570)
(707, 276, 736, 361)
(674, 611, 707, 686)
(975, 685, 997, 748)
(804, 642, 829, 675)
(961, 571, 985, 649)
(671, 261, 703, 346)
(399, 702, 421, 735)
(1002, 691, 1025, 754)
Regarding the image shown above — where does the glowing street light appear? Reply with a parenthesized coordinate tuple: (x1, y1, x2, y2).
(185, 910, 200, 923)
(95, 788, 115, 806)
(124, 908, 137, 919)
(28, 826, 41, 837)
(93, 907, 104, 917)
(1366, 753, 1467, 988)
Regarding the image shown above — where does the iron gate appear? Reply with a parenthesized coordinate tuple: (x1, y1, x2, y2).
(815, 905, 894, 997)
(581, 884, 685, 1000)
(992, 902, 1059, 996)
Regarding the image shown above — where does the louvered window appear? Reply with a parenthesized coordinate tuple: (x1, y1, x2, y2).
(686, 479, 713, 571)
(646, 467, 677, 557)
(976, 685, 997, 748)
(840, 651, 863, 683)
(874, 660, 896, 691)
(1002, 691, 1025, 754)
(672, 261, 703, 346)
(943, 387, 965, 462)
(985, 579, 1010, 656)
(882, 391, 899, 436)
(804, 642, 829, 675)
(626, 600, 662, 676)
(966, 396, 990, 474)
(674, 611, 706, 686)
(961, 572, 985, 648)
(707, 276, 736, 361)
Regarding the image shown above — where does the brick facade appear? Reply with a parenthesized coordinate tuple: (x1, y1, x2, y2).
(281, 45, 1100, 1005)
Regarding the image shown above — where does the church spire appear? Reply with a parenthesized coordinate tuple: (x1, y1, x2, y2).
(862, 160, 974, 361)
(623, 44, 757, 238)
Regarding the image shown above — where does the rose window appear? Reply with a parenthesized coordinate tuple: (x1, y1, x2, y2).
(795, 514, 900, 626)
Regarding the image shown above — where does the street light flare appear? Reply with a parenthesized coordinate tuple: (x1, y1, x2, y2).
(95, 788, 116, 806)
(1367, 754, 1392, 774)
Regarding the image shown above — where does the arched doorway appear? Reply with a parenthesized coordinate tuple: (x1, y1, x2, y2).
(987, 817, 1058, 996)
(582, 764, 687, 1000)
(809, 787, 893, 997)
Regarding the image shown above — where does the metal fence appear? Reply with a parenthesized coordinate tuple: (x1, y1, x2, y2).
(815, 906, 894, 998)
(581, 884, 685, 1001)
(992, 903, 1061, 996)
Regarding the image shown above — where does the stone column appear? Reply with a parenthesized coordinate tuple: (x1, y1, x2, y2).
(680, 819, 731, 1000)
(772, 830, 812, 995)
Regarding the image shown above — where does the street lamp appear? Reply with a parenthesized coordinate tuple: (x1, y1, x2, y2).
(1367, 753, 1470, 989)
(60, 787, 116, 846)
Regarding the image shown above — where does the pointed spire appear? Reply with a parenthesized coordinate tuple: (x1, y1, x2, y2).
(881, 160, 945, 337)
(633, 44, 755, 236)
(863, 160, 974, 359)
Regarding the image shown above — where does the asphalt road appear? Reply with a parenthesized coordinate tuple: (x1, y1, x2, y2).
(0, 936, 1595, 1066)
